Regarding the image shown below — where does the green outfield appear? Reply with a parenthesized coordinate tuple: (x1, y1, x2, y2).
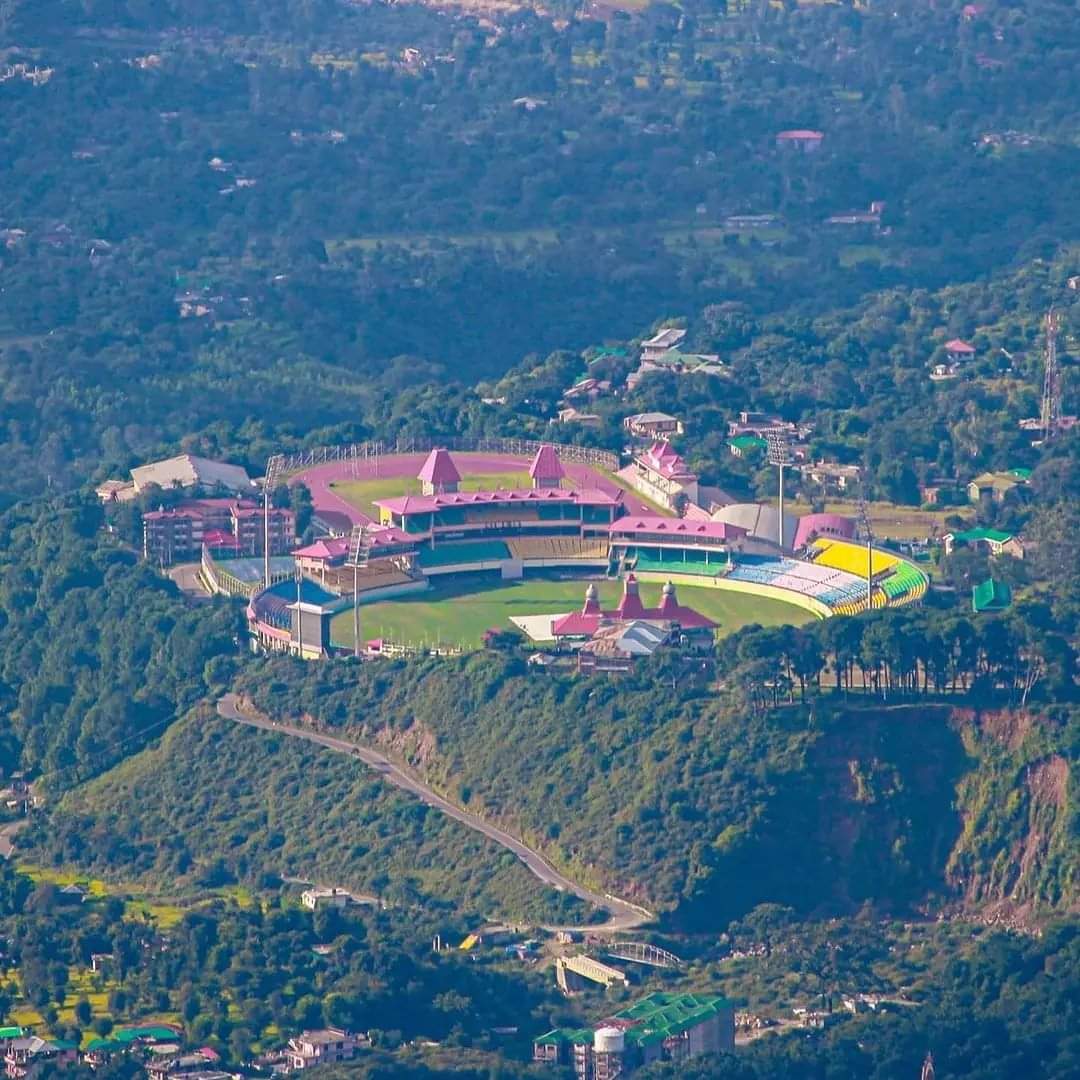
(330, 574, 813, 651)
(331, 471, 532, 518)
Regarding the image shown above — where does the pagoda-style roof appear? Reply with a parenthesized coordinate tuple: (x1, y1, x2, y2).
(417, 448, 461, 488)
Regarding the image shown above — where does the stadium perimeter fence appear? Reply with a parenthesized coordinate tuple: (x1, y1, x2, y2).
(272, 437, 619, 479)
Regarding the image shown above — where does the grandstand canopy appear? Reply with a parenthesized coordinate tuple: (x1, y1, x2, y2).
(610, 516, 746, 543)
(712, 503, 797, 550)
(793, 512, 855, 550)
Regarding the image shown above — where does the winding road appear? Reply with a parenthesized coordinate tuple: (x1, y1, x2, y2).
(215, 693, 652, 932)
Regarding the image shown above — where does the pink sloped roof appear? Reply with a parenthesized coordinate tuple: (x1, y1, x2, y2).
(609, 516, 747, 542)
(792, 513, 855, 550)
(376, 488, 619, 515)
(777, 129, 824, 140)
(944, 338, 975, 353)
(293, 537, 350, 560)
(417, 448, 461, 487)
(529, 443, 564, 482)
(640, 443, 696, 482)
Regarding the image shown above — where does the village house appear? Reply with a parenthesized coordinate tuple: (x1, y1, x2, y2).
(554, 406, 602, 428)
(800, 460, 862, 493)
(301, 887, 351, 911)
(727, 411, 812, 440)
(286, 1030, 364, 1071)
(623, 412, 683, 439)
(639, 327, 687, 363)
(967, 468, 1030, 505)
(728, 435, 766, 459)
(944, 338, 976, 364)
(775, 129, 824, 153)
(944, 528, 1025, 559)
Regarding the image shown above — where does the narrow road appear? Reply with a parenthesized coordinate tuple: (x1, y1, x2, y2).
(215, 694, 652, 933)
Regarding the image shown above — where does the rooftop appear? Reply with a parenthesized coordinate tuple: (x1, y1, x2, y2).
(529, 443, 565, 483)
(609, 516, 747, 542)
(949, 527, 1013, 544)
(972, 578, 1012, 613)
(131, 454, 253, 494)
(376, 487, 619, 515)
(641, 327, 687, 350)
(417, 447, 461, 489)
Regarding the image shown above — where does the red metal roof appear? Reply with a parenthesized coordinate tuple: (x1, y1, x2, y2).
(551, 577, 716, 637)
(417, 448, 461, 487)
(944, 338, 975, 353)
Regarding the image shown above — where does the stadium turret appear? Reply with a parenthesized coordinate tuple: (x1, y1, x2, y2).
(658, 579, 679, 618)
(418, 448, 461, 495)
(529, 443, 565, 489)
(582, 582, 601, 615)
(616, 573, 646, 619)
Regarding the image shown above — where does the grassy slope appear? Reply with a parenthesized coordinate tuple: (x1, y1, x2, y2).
(34, 710, 592, 926)
(333, 575, 813, 649)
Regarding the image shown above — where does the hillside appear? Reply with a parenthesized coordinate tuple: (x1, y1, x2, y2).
(232, 655, 1077, 929)
(31, 708, 594, 927)
(32, 657, 1077, 931)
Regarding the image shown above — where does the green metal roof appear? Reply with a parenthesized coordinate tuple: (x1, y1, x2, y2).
(114, 1027, 179, 1043)
(728, 435, 767, 451)
(951, 528, 1013, 544)
(973, 578, 1012, 613)
(85, 1039, 123, 1052)
(1008, 467, 1032, 480)
(0, 1028, 25, 1040)
(50, 1040, 79, 1051)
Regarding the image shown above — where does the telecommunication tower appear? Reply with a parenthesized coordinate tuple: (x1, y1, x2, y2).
(1041, 308, 1062, 442)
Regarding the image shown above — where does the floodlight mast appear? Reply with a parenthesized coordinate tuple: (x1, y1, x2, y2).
(857, 491, 874, 610)
(263, 454, 285, 588)
(766, 433, 794, 550)
(347, 525, 370, 660)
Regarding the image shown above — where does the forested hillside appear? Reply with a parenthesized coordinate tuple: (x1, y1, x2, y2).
(1, 0, 1078, 498)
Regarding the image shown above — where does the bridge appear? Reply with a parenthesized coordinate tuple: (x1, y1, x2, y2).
(605, 941, 683, 969)
(556, 955, 629, 992)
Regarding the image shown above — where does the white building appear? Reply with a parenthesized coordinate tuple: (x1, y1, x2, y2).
(286, 1030, 361, 1071)
(301, 887, 351, 911)
(130, 454, 254, 495)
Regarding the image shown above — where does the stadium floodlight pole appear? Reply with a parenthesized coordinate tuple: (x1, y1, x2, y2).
(263, 453, 285, 588)
(765, 432, 794, 550)
(858, 493, 874, 610)
(347, 525, 369, 660)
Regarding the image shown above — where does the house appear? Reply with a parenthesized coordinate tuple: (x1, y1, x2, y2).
(930, 363, 960, 382)
(59, 883, 88, 904)
(972, 578, 1012, 613)
(967, 470, 1029, 504)
(944, 339, 976, 363)
(775, 129, 824, 152)
(727, 411, 811, 439)
(300, 887, 351, 911)
(825, 201, 885, 228)
(95, 478, 137, 503)
(130, 454, 254, 495)
(554, 407, 602, 428)
(919, 481, 962, 506)
(577, 620, 675, 674)
(145, 1049, 225, 1080)
(6, 1037, 78, 1080)
(562, 377, 611, 402)
(943, 528, 1024, 559)
(623, 412, 683, 439)
(800, 460, 861, 493)
(286, 1030, 362, 1071)
(639, 328, 687, 363)
(626, 442, 699, 511)
(728, 435, 766, 459)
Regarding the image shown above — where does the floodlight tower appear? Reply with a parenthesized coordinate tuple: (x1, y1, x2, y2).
(857, 493, 874, 610)
(1041, 307, 1061, 443)
(347, 524, 371, 659)
(263, 453, 285, 588)
(766, 432, 794, 550)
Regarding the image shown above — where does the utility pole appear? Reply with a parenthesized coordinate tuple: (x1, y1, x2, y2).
(766, 432, 794, 550)
(1041, 307, 1061, 442)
